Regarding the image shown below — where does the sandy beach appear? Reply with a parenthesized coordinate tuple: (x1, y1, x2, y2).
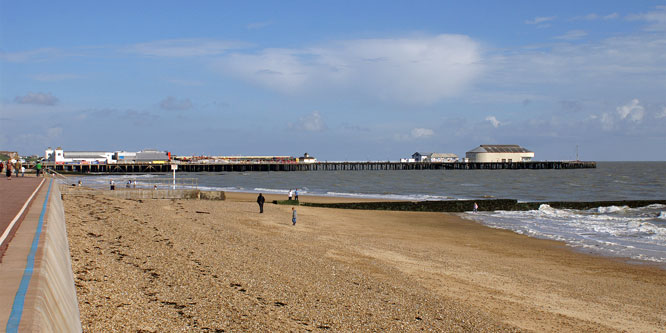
(63, 189, 666, 332)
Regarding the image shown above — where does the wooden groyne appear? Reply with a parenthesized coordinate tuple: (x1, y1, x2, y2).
(297, 199, 666, 213)
(43, 161, 596, 173)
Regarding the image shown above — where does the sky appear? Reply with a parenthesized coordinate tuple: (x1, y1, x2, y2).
(1, 1, 665, 161)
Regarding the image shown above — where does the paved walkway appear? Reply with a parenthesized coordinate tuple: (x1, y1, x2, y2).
(0, 176, 44, 260)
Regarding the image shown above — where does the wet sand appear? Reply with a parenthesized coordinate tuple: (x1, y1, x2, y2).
(64, 190, 666, 332)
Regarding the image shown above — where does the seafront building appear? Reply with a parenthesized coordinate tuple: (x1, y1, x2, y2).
(44, 147, 170, 164)
(465, 145, 534, 162)
(45, 147, 114, 164)
(405, 152, 459, 163)
(297, 153, 317, 163)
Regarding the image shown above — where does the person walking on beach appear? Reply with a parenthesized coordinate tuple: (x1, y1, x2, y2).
(257, 193, 265, 213)
(294, 188, 299, 201)
(291, 207, 297, 226)
(473, 202, 478, 213)
(288, 189, 293, 201)
(5, 162, 12, 180)
(110, 180, 115, 190)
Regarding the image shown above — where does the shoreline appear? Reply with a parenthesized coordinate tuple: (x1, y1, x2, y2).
(63, 187, 666, 331)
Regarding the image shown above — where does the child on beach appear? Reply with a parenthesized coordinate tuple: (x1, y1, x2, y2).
(292, 207, 297, 226)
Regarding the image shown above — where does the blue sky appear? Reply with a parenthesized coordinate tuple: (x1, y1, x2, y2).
(1, 1, 665, 161)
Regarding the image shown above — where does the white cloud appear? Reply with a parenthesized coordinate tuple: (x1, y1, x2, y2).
(554, 30, 588, 40)
(482, 31, 666, 96)
(485, 116, 501, 128)
(573, 13, 619, 21)
(604, 13, 620, 20)
(600, 112, 614, 130)
(616, 99, 644, 122)
(127, 39, 248, 57)
(627, 6, 666, 31)
(291, 111, 326, 132)
(597, 99, 648, 131)
(14, 92, 59, 106)
(656, 107, 666, 119)
(47, 127, 63, 138)
(159, 96, 193, 111)
(0, 48, 61, 62)
(525, 16, 555, 25)
(410, 128, 434, 138)
(393, 127, 436, 141)
(217, 34, 483, 104)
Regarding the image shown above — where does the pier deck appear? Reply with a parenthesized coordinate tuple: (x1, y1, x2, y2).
(43, 161, 596, 173)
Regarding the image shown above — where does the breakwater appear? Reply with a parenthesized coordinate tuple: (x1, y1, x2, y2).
(293, 199, 666, 212)
(44, 160, 596, 173)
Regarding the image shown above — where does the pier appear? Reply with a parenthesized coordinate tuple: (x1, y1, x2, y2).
(42, 161, 596, 173)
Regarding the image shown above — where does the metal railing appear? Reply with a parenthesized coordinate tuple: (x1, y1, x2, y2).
(102, 177, 198, 190)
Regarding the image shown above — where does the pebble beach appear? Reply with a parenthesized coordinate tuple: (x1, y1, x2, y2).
(63, 190, 666, 332)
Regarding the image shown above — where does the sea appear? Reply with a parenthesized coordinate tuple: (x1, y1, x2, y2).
(70, 161, 666, 266)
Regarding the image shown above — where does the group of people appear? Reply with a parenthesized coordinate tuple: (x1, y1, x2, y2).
(1, 160, 41, 179)
(256, 192, 298, 226)
(288, 188, 300, 201)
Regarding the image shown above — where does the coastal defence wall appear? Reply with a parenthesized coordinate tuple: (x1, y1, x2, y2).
(27, 183, 82, 332)
(60, 187, 226, 200)
(297, 199, 666, 212)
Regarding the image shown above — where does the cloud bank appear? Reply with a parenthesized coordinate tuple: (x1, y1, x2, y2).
(290, 111, 326, 132)
(160, 96, 193, 111)
(217, 34, 483, 104)
(14, 92, 59, 106)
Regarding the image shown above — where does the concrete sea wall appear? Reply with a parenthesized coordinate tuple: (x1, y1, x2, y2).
(30, 183, 82, 332)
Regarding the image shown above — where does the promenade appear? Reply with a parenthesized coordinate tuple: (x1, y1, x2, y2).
(0, 176, 44, 257)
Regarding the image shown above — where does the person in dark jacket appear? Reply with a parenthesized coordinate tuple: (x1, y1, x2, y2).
(257, 193, 265, 213)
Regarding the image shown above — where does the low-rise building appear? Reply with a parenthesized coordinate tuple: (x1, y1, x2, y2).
(297, 152, 317, 163)
(45, 147, 113, 164)
(411, 152, 432, 162)
(430, 153, 459, 162)
(411, 152, 458, 162)
(465, 145, 534, 162)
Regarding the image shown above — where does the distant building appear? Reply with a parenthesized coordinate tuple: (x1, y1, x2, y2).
(45, 147, 170, 164)
(411, 152, 432, 162)
(465, 145, 534, 162)
(298, 152, 317, 164)
(411, 152, 458, 162)
(0, 151, 18, 159)
(46, 147, 113, 164)
(113, 151, 137, 161)
(430, 153, 459, 163)
(134, 149, 170, 162)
